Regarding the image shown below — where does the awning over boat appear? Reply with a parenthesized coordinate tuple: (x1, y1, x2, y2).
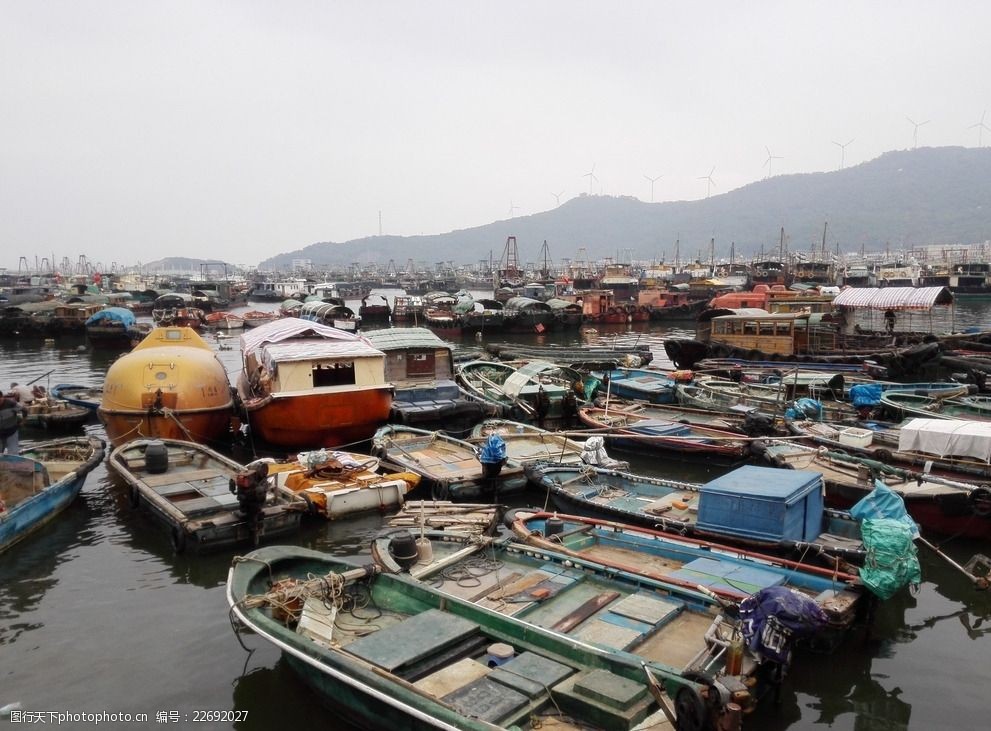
(504, 296, 552, 312)
(240, 316, 368, 357)
(503, 361, 575, 398)
(365, 327, 452, 353)
(898, 418, 991, 463)
(85, 307, 136, 327)
(833, 286, 953, 310)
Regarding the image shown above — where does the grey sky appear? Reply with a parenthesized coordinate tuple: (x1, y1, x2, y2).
(2, 1, 988, 271)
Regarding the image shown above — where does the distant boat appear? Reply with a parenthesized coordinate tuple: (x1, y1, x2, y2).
(371, 424, 527, 500)
(21, 397, 91, 432)
(1, 436, 106, 553)
(241, 310, 280, 328)
(236, 318, 392, 449)
(151, 293, 206, 329)
(109, 438, 301, 552)
(98, 326, 234, 447)
(203, 311, 245, 330)
(358, 293, 392, 323)
(879, 390, 991, 421)
(84, 306, 150, 349)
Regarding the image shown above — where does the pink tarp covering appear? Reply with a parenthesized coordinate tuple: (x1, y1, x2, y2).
(240, 317, 368, 357)
(833, 286, 952, 311)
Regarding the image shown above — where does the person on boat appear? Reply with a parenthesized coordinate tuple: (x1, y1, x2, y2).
(0, 392, 24, 454)
(561, 388, 578, 429)
(535, 385, 551, 428)
(9, 382, 35, 404)
(884, 308, 896, 334)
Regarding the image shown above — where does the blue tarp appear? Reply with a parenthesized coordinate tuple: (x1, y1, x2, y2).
(84, 307, 136, 327)
(785, 397, 823, 420)
(479, 434, 507, 465)
(850, 383, 883, 408)
(850, 480, 921, 599)
(849, 479, 919, 537)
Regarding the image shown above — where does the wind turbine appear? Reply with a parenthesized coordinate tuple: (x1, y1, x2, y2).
(832, 138, 854, 170)
(906, 116, 929, 149)
(643, 173, 663, 202)
(508, 200, 520, 217)
(551, 190, 564, 206)
(970, 110, 990, 147)
(697, 166, 716, 198)
(763, 147, 782, 179)
(583, 164, 598, 195)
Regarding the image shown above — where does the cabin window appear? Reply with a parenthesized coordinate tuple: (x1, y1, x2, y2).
(776, 323, 792, 337)
(406, 350, 435, 377)
(312, 362, 356, 387)
(743, 321, 758, 335)
(759, 322, 776, 336)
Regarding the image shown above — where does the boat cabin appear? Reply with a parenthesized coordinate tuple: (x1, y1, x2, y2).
(701, 311, 838, 356)
(365, 328, 453, 387)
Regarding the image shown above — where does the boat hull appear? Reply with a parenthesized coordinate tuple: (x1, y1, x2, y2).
(99, 408, 234, 448)
(244, 389, 392, 449)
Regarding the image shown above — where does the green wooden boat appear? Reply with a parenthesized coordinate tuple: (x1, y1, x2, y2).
(879, 390, 991, 421)
(229, 543, 752, 731)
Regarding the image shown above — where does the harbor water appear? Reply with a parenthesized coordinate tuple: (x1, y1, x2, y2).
(2, 296, 990, 730)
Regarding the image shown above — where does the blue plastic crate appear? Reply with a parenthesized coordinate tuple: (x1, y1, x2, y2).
(696, 465, 824, 542)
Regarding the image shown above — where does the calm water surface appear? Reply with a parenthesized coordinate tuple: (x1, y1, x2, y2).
(1, 294, 990, 730)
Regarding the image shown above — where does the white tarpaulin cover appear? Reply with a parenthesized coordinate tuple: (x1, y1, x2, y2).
(898, 418, 991, 463)
(832, 286, 952, 310)
(240, 316, 368, 356)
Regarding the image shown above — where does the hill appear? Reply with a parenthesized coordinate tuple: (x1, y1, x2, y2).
(260, 146, 991, 269)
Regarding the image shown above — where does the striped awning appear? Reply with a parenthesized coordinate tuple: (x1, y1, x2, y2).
(832, 286, 953, 310)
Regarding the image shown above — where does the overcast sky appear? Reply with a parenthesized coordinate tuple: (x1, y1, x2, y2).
(2, 1, 988, 272)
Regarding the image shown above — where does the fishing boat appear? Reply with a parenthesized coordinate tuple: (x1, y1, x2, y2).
(50, 383, 103, 412)
(151, 293, 207, 329)
(21, 397, 91, 432)
(299, 299, 359, 333)
(385, 500, 502, 535)
(484, 341, 654, 369)
(0, 436, 106, 553)
(364, 328, 490, 431)
(203, 311, 245, 330)
(229, 543, 754, 731)
(358, 293, 392, 323)
(390, 295, 424, 324)
(502, 296, 556, 333)
(421, 291, 460, 337)
(594, 399, 780, 435)
(371, 425, 527, 500)
(525, 463, 866, 565)
(467, 418, 627, 468)
(755, 436, 991, 540)
(236, 318, 392, 450)
(456, 360, 586, 427)
(676, 378, 858, 421)
(879, 390, 991, 421)
(507, 512, 863, 626)
(577, 406, 752, 462)
(109, 438, 301, 552)
(593, 367, 678, 404)
(98, 326, 235, 447)
(84, 306, 149, 349)
(241, 310, 280, 328)
(265, 449, 421, 520)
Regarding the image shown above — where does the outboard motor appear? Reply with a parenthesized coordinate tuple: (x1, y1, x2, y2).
(230, 462, 270, 545)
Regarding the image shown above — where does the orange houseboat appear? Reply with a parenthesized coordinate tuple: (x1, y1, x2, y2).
(709, 283, 836, 311)
(236, 318, 393, 450)
(98, 327, 234, 446)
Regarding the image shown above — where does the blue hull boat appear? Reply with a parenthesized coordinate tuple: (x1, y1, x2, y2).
(0, 436, 106, 553)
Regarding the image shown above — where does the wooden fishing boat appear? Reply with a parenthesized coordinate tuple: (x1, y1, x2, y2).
(879, 390, 991, 421)
(508, 511, 863, 626)
(676, 377, 858, 421)
(21, 397, 90, 431)
(577, 406, 752, 461)
(358, 293, 392, 323)
(203, 311, 245, 330)
(299, 299, 359, 333)
(151, 293, 207, 329)
(524, 462, 866, 566)
(755, 436, 991, 540)
(265, 449, 421, 520)
(371, 425, 527, 500)
(365, 328, 490, 431)
(236, 318, 392, 450)
(0, 436, 106, 553)
(594, 399, 779, 434)
(485, 341, 654, 369)
(502, 296, 556, 333)
(98, 326, 234, 447)
(467, 418, 628, 468)
(241, 310, 280, 328)
(50, 383, 103, 412)
(228, 544, 752, 731)
(456, 360, 586, 427)
(593, 367, 678, 404)
(109, 438, 301, 552)
(84, 306, 150, 349)
(385, 500, 502, 535)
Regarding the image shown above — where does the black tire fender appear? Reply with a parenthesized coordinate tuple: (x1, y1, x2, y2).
(170, 525, 187, 554)
(970, 486, 991, 517)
